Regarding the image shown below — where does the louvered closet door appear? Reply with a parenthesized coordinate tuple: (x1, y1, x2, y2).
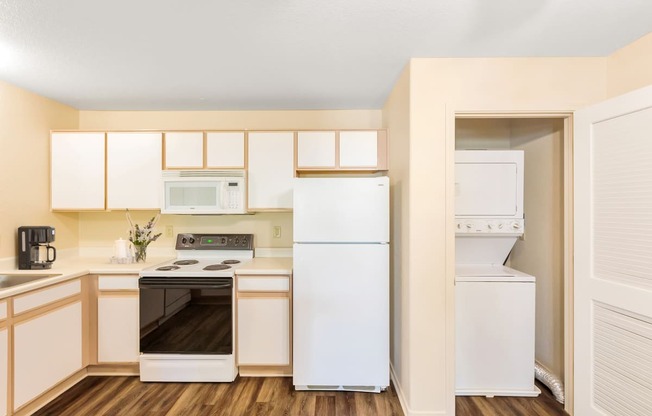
(574, 85, 652, 416)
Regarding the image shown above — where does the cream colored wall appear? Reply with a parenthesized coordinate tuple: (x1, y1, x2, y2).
(381, 65, 411, 410)
(77, 109, 382, 250)
(400, 57, 606, 415)
(0, 80, 79, 259)
(509, 119, 565, 380)
(607, 32, 652, 98)
(78, 211, 293, 250)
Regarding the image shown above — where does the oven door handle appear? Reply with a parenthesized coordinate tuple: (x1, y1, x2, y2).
(139, 280, 233, 290)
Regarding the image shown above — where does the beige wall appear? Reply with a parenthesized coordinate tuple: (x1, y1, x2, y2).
(386, 57, 607, 415)
(77, 109, 382, 250)
(382, 65, 411, 411)
(0, 80, 79, 259)
(607, 32, 652, 98)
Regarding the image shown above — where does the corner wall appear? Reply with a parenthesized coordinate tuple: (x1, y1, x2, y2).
(0, 80, 79, 259)
(607, 32, 652, 98)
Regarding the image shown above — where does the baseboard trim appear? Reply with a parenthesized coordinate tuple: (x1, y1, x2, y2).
(87, 363, 139, 376)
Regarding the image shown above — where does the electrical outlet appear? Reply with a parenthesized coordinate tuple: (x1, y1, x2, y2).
(273, 226, 282, 238)
(165, 225, 174, 238)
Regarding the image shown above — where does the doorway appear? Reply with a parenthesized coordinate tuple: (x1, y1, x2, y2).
(450, 113, 573, 414)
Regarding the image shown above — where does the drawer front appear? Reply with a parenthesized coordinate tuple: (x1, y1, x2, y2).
(238, 276, 290, 292)
(14, 280, 81, 315)
(98, 275, 139, 291)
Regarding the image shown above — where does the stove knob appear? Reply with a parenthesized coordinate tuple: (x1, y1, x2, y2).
(189, 237, 195, 244)
(235, 237, 239, 245)
(181, 237, 187, 244)
(487, 223, 493, 230)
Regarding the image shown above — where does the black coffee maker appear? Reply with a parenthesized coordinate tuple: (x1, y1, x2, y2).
(18, 226, 57, 270)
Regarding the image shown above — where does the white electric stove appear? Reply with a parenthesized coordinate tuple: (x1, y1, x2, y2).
(139, 233, 253, 382)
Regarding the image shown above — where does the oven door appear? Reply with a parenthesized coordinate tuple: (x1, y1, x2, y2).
(139, 277, 233, 355)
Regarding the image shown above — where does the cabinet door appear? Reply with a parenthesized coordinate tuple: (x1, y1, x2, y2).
(297, 131, 336, 169)
(339, 131, 378, 168)
(206, 132, 245, 168)
(13, 302, 82, 410)
(107, 132, 162, 209)
(51, 132, 105, 210)
(0, 328, 6, 416)
(247, 132, 294, 210)
(164, 132, 203, 169)
(98, 296, 139, 363)
(237, 297, 290, 365)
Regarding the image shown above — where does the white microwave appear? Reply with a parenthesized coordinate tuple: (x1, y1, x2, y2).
(161, 170, 247, 214)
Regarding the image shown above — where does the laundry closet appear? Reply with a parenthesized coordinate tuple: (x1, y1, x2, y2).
(454, 117, 566, 396)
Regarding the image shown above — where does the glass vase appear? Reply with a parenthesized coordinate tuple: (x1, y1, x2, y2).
(134, 243, 148, 263)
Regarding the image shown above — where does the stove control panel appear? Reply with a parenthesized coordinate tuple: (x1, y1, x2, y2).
(175, 233, 254, 250)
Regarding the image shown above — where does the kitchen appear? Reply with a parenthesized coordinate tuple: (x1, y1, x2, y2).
(2, 2, 652, 416)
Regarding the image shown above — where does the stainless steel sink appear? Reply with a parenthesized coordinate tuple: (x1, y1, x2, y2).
(0, 274, 62, 288)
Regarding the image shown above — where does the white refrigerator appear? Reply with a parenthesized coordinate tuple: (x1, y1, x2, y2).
(293, 177, 389, 392)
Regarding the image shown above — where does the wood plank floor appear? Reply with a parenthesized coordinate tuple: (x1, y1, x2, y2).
(34, 376, 567, 416)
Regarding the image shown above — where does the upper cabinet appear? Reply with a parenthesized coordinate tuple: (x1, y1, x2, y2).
(248, 132, 294, 211)
(163, 131, 245, 169)
(206, 132, 246, 168)
(51, 132, 106, 210)
(107, 132, 162, 210)
(164, 132, 203, 169)
(295, 130, 387, 171)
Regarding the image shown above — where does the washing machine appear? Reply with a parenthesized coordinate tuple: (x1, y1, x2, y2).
(454, 150, 540, 397)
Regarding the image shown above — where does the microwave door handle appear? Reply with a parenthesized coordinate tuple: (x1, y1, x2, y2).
(220, 182, 227, 209)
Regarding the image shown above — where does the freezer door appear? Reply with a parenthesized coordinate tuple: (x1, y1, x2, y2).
(293, 243, 389, 387)
(293, 177, 389, 243)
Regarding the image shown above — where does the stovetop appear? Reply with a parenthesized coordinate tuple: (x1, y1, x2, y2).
(140, 233, 254, 278)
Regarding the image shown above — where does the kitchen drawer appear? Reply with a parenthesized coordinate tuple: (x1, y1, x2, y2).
(238, 276, 290, 292)
(13, 280, 81, 315)
(98, 275, 139, 291)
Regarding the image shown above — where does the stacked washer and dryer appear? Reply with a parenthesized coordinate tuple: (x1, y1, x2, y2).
(455, 150, 540, 398)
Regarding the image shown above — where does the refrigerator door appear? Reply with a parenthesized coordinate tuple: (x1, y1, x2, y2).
(293, 177, 389, 243)
(293, 243, 389, 388)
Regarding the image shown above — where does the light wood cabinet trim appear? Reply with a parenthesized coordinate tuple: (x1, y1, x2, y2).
(81, 278, 92, 368)
(377, 129, 388, 170)
(238, 365, 292, 377)
(13, 280, 82, 316)
(86, 364, 139, 376)
(335, 130, 341, 168)
(7, 302, 13, 415)
(87, 275, 99, 366)
(0, 301, 6, 321)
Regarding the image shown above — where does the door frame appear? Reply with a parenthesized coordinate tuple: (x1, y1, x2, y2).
(445, 109, 575, 414)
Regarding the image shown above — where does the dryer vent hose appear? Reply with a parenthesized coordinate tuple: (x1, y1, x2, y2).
(535, 362, 565, 404)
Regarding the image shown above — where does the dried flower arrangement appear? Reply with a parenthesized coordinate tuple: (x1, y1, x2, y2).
(126, 210, 162, 262)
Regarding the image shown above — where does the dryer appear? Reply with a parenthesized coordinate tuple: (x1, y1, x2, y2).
(455, 150, 540, 398)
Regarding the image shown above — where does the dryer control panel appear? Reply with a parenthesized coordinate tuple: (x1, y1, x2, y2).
(455, 218, 524, 235)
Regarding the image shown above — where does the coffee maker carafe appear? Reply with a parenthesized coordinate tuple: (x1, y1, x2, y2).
(18, 226, 57, 270)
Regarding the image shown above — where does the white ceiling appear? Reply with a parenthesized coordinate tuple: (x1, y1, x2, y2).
(0, 0, 651, 111)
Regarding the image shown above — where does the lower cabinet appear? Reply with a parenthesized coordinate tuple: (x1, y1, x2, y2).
(236, 274, 292, 373)
(13, 301, 82, 410)
(0, 328, 7, 416)
(96, 275, 140, 364)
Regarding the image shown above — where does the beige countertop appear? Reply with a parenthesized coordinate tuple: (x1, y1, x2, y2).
(0, 255, 292, 299)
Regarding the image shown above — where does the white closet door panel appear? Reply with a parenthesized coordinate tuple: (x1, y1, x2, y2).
(98, 296, 139, 363)
(297, 131, 336, 168)
(165, 132, 203, 168)
(248, 132, 294, 209)
(574, 84, 652, 416)
(107, 132, 162, 209)
(13, 302, 82, 409)
(51, 132, 105, 209)
(339, 131, 378, 167)
(206, 132, 245, 168)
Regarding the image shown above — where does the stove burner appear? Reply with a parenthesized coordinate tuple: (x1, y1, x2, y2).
(221, 259, 241, 265)
(203, 264, 232, 271)
(156, 265, 180, 271)
(174, 259, 199, 266)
